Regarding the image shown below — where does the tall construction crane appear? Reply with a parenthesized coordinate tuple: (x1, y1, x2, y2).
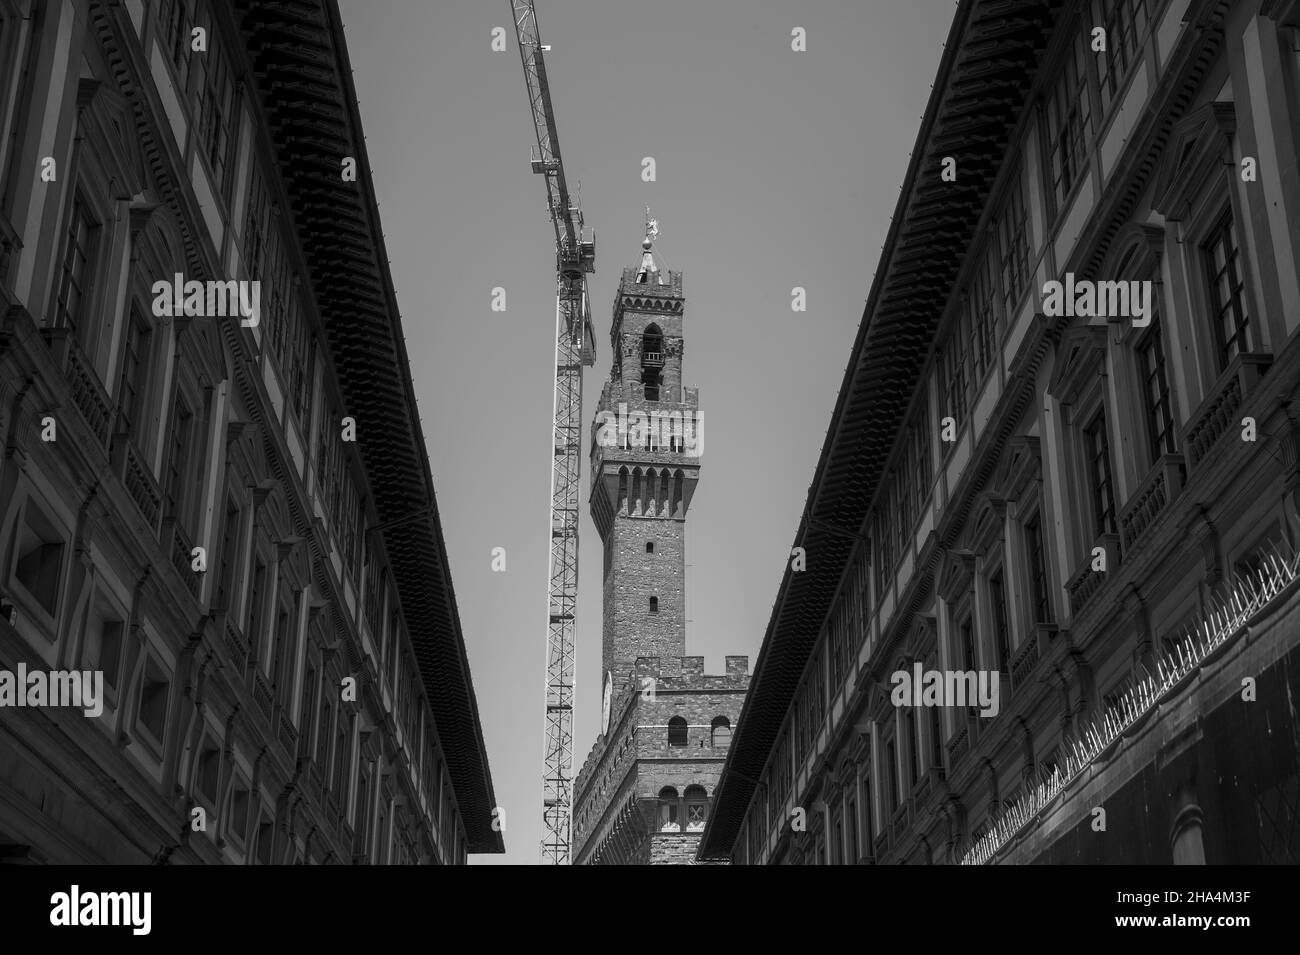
(509, 0, 597, 865)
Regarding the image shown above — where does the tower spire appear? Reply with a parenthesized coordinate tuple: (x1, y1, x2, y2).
(636, 206, 662, 284)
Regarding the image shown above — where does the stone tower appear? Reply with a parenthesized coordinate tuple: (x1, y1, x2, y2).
(573, 222, 748, 865)
(589, 228, 702, 693)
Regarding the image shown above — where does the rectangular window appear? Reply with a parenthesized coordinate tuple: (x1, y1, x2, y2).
(292, 329, 311, 422)
(83, 609, 125, 696)
(960, 616, 977, 672)
(317, 687, 334, 770)
(159, 0, 193, 82)
(196, 40, 236, 195)
(244, 165, 268, 284)
(256, 818, 275, 865)
(334, 711, 352, 803)
(967, 242, 999, 388)
(195, 743, 219, 803)
(863, 773, 874, 844)
(812, 649, 826, 719)
(228, 781, 249, 845)
(216, 498, 240, 609)
(989, 568, 1011, 673)
(1045, 31, 1095, 210)
(1093, 0, 1149, 112)
(246, 558, 267, 655)
(847, 797, 858, 863)
(12, 502, 66, 618)
(54, 193, 98, 343)
(895, 467, 913, 561)
(940, 323, 969, 430)
(911, 395, 931, 517)
(364, 553, 383, 636)
(827, 619, 841, 691)
(1025, 512, 1052, 624)
(905, 712, 919, 788)
(1202, 208, 1253, 370)
(300, 664, 317, 759)
(116, 308, 151, 438)
(885, 738, 898, 815)
(876, 508, 896, 597)
(136, 655, 170, 749)
(163, 395, 194, 530)
(928, 698, 943, 773)
(1138, 320, 1176, 461)
(271, 595, 294, 704)
(892, 479, 907, 568)
(998, 168, 1031, 314)
(1083, 410, 1117, 537)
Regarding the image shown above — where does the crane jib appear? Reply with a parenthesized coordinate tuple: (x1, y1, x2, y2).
(510, 0, 596, 865)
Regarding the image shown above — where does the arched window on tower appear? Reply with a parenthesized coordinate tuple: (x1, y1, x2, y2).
(645, 468, 657, 515)
(668, 715, 687, 746)
(649, 596, 659, 614)
(684, 785, 708, 831)
(631, 468, 642, 515)
(658, 786, 680, 831)
(672, 470, 684, 517)
(711, 715, 731, 749)
(641, 325, 663, 401)
(617, 467, 628, 514)
(659, 471, 670, 515)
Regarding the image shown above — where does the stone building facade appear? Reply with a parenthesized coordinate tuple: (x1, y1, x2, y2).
(572, 236, 749, 864)
(702, 0, 1300, 865)
(0, 0, 502, 863)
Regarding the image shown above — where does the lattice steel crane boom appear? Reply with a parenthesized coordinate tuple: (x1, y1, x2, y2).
(509, 0, 596, 866)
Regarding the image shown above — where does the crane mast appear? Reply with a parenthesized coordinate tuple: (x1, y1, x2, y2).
(509, 0, 596, 866)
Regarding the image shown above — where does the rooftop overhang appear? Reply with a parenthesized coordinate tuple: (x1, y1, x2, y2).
(699, 0, 1060, 861)
(236, 0, 503, 853)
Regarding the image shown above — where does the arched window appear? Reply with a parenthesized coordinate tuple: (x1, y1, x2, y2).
(658, 786, 680, 831)
(631, 468, 642, 515)
(641, 325, 663, 401)
(672, 470, 684, 516)
(684, 785, 708, 831)
(668, 715, 687, 746)
(617, 467, 628, 513)
(646, 541, 654, 554)
(645, 468, 657, 515)
(649, 596, 659, 613)
(659, 471, 670, 513)
(711, 715, 731, 749)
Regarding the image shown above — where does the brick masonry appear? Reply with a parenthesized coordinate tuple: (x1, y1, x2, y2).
(573, 657, 750, 864)
(574, 250, 750, 864)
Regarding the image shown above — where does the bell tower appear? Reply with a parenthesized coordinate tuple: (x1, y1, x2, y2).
(589, 215, 702, 691)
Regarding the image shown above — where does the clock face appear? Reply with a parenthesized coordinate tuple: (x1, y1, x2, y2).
(601, 672, 613, 734)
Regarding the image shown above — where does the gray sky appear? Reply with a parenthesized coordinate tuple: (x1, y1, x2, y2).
(336, 0, 957, 863)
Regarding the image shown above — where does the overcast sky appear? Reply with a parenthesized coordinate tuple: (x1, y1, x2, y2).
(336, 0, 958, 864)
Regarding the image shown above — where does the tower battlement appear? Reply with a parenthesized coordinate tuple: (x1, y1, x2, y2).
(617, 266, 684, 298)
(631, 655, 750, 688)
(596, 379, 700, 413)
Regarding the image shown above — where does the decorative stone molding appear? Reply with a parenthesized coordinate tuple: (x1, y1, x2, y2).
(1046, 324, 1109, 411)
(1151, 103, 1237, 221)
(936, 548, 977, 604)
